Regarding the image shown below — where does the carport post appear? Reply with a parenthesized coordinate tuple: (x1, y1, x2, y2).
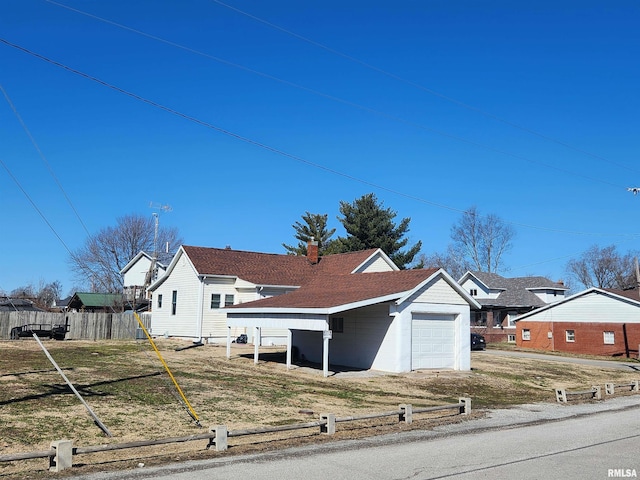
(286, 329, 292, 370)
(226, 327, 231, 359)
(254, 327, 261, 364)
(322, 330, 331, 377)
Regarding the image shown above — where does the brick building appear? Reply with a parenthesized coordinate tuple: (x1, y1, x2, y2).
(459, 271, 567, 344)
(515, 287, 640, 357)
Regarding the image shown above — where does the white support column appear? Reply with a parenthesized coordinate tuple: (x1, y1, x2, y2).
(322, 330, 331, 377)
(254, 327, 260, 365)
(226, 326, 231, 359)
(286, 329, 292, 370)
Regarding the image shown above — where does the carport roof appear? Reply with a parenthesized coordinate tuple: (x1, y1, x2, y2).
(226, 268, 441, 310)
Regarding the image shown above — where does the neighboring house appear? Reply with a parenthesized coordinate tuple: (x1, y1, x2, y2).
(148, 242, 480, 375)
(67, 292, 130, 313)
(458, 271, 567, 343)
(120, 251, 168, 305)
(515, 287, 640, 357)
(0, 297, 44, 312)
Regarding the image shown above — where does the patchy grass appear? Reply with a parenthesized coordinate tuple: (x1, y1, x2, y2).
(1, 339, 639, 478)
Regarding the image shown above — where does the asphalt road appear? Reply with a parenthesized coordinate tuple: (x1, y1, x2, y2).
(73, 396, 640, 480)
(476, 349, 640, 371)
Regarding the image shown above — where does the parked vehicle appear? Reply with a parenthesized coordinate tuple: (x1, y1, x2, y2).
(471, 332, 486, 350)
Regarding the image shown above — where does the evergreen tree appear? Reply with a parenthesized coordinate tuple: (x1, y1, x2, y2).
(333, 193, 422, 269)
(282, 212, 336, 256)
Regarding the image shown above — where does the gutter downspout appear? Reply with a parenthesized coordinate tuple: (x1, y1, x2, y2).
(196, 275, 205, 342)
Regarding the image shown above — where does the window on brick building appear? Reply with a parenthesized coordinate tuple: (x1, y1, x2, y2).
(565, 330, 575, 342)
(522, 329, 530, 341)
(474, 311, 487, 326)
(507, 334, 516, 343)
(603, 331, 615, 344)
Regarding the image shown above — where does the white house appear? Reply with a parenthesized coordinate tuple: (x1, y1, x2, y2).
(147, 243, 399, 345)
(226, 267, 480, 375)
(147, 243, 480, 375)
(120, 251, 168, 303)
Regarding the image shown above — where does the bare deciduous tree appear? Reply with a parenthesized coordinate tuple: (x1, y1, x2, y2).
(451, 206, 515, 273)
(69, 213, 182, 293)
(421, 206, 515, 277)
(565, 244, 637, 289)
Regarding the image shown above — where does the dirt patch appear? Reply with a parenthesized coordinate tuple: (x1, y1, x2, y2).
(1, 339, 638, 478)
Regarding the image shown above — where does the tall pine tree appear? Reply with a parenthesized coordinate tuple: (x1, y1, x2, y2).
(282, 212, 336, 256)
(332, 193, 422, 269)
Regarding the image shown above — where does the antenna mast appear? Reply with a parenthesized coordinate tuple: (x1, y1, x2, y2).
(146, 202, 173, 291)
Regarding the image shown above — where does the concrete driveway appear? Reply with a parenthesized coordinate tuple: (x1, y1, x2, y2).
(475, 349, 640, 371)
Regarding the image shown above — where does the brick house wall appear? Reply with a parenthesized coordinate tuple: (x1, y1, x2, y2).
(517, 321, 640, 357)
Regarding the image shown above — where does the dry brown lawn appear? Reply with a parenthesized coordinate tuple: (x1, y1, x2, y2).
(1, 339, 638, 478)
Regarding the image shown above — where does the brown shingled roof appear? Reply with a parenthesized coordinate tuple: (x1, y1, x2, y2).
(182, 245, 380, 286)
(228, 268, 440, 309)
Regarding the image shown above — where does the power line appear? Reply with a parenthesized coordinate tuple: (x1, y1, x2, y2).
(208, 0, 639, 176)
(1, 83, 92, 237)
(0, 37, 635, 240)
(42, 0, 628, 191)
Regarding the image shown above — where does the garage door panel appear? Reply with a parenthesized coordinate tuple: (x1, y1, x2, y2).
(412, 314, 455, 370)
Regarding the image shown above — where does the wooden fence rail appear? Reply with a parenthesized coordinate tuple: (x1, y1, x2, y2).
(0, 398, 471, 472)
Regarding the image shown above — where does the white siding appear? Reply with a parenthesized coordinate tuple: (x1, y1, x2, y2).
(150, 253, 201, 339)
(355, 253, 396, 273)
(460, 277, 496, 299)
(521, 291, 640, 324)
(123, 256, 153, 287)
(291, 305, 397, 371)
(412, 277, 468, 305)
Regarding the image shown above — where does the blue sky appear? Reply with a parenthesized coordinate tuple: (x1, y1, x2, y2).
(1, 0, 639, 296)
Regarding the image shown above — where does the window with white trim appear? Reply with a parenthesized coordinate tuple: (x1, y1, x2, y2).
(565, 330, 575, 342)
(603, 331, 615, 344)
(507, 334, 516, 343)
(522, 329, 530, 341)
(171, 290, 177, 315)
(211, 294, 221, 309)
(470, 289, 478, 296)
(157, 294, 162, 309)
(224, 294, 235, 307)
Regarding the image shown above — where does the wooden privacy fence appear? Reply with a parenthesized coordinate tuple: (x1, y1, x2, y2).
(0, 398, 472, 472)
(0, 312, 150, 341)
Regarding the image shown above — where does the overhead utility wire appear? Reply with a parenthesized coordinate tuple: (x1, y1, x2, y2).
(1, 37, 635, 239)
(209, 0, 639, 176)
(39, 2, 625, 190)
(1, 84, 91, 237)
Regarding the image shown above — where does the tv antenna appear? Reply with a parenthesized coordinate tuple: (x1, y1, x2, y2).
(146, 202, 173, 289)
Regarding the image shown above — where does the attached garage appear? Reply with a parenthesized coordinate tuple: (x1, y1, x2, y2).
(411, 313, 456, 370)
(226, 268, 479, 375)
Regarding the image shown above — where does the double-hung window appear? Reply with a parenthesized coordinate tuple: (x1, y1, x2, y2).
(171, 290, 177, 315)
(211, 294, 221, 309)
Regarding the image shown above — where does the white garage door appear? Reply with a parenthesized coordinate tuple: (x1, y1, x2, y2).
(411, 313, 456, 370)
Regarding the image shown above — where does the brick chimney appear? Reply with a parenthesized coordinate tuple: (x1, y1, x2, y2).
(307, 238, 319, 264)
